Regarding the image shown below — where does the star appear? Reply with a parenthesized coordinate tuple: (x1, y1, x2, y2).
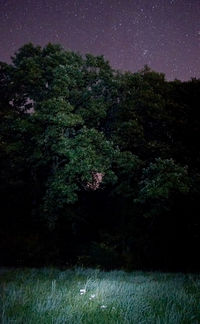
(143, 49, 148, 56)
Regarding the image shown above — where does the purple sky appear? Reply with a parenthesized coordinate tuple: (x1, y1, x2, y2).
(0, 0, 199, 80)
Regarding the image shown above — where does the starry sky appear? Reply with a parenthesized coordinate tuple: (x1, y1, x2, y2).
(0, 0, 199, 81)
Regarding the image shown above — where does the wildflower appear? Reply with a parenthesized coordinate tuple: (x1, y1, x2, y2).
(100, 305, 107, 309)
(89, 294, 95, 300)
(80, 289, 86, 295)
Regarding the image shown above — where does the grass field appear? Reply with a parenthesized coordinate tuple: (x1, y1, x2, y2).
(0, 267, 200, 324)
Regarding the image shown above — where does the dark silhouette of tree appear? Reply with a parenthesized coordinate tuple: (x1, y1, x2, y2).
(0, 43, 200, 271)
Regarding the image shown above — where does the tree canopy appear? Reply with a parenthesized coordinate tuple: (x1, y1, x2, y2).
(1, 42, 200, 271)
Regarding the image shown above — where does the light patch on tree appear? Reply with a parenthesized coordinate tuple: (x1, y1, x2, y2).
(86, 172, 104, 190)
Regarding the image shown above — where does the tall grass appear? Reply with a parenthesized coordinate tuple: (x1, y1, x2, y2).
(0, 267, 200, 323)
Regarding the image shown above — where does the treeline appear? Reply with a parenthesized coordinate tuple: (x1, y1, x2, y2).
(0, 43, 200, 271)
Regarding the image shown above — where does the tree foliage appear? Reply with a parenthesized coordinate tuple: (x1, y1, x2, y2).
(1, 43, 200, 271)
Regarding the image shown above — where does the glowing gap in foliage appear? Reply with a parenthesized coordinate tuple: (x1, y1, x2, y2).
(86, 172, 104, 190)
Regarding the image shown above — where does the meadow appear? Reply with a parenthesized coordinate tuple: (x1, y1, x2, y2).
(0, 267, 200, 324)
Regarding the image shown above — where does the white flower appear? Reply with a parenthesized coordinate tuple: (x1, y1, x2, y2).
(100, 305, 107, 309)
(89, 294, 95, 300)
(80, 289, 86, 295)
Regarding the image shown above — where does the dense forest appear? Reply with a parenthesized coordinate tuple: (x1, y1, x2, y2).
(1, 42, 200, 271)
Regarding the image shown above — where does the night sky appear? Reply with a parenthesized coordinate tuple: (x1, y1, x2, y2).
(0, 0, 199, 81)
